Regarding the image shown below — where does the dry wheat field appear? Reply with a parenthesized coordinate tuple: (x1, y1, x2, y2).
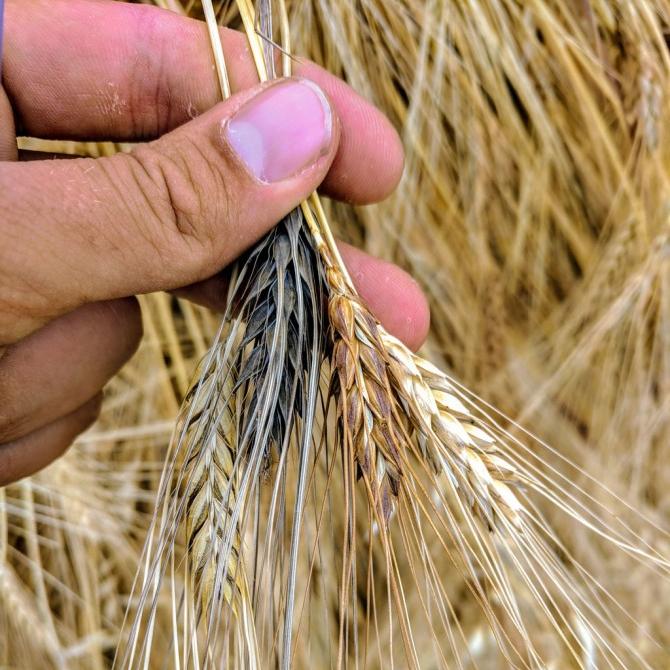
(2, 1, 670, 668)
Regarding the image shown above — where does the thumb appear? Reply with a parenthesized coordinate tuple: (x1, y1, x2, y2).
(0, 78, 338, 343)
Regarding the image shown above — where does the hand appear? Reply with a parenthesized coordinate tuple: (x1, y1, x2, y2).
(0, 0, 430, 485)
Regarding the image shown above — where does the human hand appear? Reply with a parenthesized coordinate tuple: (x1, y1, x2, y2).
(0, 0, 429, 485)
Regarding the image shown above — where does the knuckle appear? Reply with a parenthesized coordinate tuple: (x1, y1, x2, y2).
(126, 137, 234, 266)
(126, 6, 174, 138)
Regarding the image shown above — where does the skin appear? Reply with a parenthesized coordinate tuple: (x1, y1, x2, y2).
(0, 0, 430, 485)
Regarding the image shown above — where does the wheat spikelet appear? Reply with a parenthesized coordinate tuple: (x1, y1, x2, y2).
(329, 287, 404, 511)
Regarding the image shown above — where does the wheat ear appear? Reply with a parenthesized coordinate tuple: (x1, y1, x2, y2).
(181, 351, 245, 616)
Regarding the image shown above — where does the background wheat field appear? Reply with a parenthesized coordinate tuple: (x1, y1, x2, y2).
(3, 1, 670, 667)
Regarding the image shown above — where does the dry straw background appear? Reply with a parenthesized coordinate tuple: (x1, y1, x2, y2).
(3, 0, 670, 667)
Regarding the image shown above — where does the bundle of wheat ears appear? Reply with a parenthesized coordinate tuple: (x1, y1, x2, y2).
(3, 0, 670, 668)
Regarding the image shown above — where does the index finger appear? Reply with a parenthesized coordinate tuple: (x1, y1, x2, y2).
(3, 0, 404, 204)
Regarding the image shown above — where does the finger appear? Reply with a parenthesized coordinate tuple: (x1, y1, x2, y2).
(0, 78, 339, 343)
(338, 243, 431, 352)
(0, 395, 101, 486)
(4, 0, 403, 204)
(0, 299, 141, 443)
(178, 243, 430, 351)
